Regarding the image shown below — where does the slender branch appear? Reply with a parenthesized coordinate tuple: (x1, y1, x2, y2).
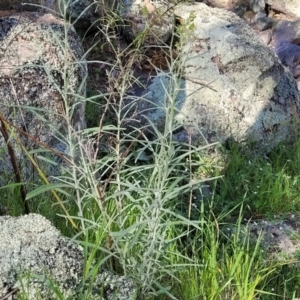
(0, 113, 73, 166)
(0, 119, 30, 214)
(0, 113, 77, 229)
(0, 288, 19, 300)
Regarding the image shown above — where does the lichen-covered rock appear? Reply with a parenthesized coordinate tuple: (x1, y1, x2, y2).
(121, 0, 175, 45)
(265, 0, 300, 19)
(88, 271, 138, 300)
(0, 214, 83, 299)
(0, 214, 137, 300)
(0, 12, 86, 180)
(249, 0, 266, 13)
(206, 0, 300, 20)
(203, 0, 249, 11)
(131, 3, 300, 152)
(224, 214, 300, 260)
(0, 0, 101, 29)
(248, 216, 300, 257)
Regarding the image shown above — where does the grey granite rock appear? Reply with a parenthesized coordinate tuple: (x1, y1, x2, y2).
(126, 3, 300, 152)
(0, 0, 101, 29)
(121, 0, 175, 45)
(265, 0, 300, 19)
(0, 214, 137, 300)
(0, 214, 83, 299)
(0, 12, 86, 183)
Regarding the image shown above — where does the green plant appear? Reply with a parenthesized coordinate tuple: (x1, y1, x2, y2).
(172, 205, 279, 300)
(210, 140, 300, 218)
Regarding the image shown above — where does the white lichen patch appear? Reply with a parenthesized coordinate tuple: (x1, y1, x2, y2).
(0, 214, 137, 300)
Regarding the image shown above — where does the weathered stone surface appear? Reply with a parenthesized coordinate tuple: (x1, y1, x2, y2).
(265, 0, 300, 19)
(206, 0, 300, 20)
(238, 3, 300, 87)
(121, 0, 175, 45)
(249, 0, 265, 13)
(0, 214, 83, 299)
(131, 3, 300, 151)
(248, 216, 300, 257)
(222, 214, 300, 260)
(0, 0, 101, 29)
(0, 12, 86, 180)
(203, 0, 248, 11)
(0, 214, 137, 300)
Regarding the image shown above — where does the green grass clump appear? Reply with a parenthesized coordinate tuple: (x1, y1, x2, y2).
(210, 140, 300, 218)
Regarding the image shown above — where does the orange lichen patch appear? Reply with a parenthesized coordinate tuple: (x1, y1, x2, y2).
(0, 12, 64, 25)
(0, 61, 14, 75)
(0, 12, 78, 75)
(141, 0, 156, 14)
(10, 11, 64, 25)
(35, 13, 64, 25)
(16, 35, 37, 64)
